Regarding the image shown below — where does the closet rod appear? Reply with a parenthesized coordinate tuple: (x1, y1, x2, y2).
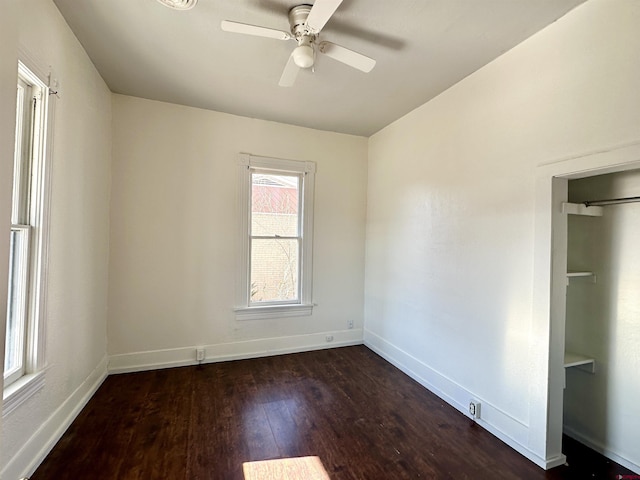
(583, 196, 640, 207)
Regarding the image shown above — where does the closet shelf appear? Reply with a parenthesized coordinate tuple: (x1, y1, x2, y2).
(562, 202, 603, 216)
(563, 352, 595, 388)
(564, 351, 595, 372)
(566, 271, 593, 277)
(566, 271, 596, 285)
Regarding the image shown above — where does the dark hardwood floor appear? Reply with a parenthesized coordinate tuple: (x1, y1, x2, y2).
(31, 346, 635, 479)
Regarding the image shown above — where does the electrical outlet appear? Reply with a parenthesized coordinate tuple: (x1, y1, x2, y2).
(325, 335, 334, 342)
(348, 319, 354, 329)
(469, 400, 481, 419)
(196, 347, 205, 361)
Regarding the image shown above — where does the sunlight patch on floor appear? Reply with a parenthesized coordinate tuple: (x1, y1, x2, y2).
(243, 456, 330, 480)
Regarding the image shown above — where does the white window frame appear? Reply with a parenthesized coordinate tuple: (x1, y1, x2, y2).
(235, 153, 316, 320)
(3, 56, 55, 416)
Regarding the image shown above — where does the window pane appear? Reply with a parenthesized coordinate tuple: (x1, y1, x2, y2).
(4, 228, 28, 381)
(251, 173, 299, 237)
(250, 238, 299, 303)
(13, 79, 34, 225)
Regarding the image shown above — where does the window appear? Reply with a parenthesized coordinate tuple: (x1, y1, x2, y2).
(3, 62, 51, 402)
(236, 154, 315, 320)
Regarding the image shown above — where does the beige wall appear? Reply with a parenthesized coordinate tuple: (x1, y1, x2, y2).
(1, 0, 112, 477)
(365, 0, 640, 468)
(108, 95, 368, 365)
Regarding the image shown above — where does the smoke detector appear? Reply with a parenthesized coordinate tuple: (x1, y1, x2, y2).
(156, 0, 197, 10)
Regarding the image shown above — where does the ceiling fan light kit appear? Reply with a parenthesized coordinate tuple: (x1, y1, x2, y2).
(156, 0, 197, 10)
(221, 0, 376, 87)
(293, 37, 315, 69)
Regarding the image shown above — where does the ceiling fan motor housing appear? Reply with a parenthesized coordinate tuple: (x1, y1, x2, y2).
(289, 5, 314, 37)
(156, 0, 197, 10)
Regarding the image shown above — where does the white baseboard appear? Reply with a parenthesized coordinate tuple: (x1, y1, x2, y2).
(108, 329, 364, 374)
(363, 329, 556, 470)
(1, 355, 108, 480)
(563, 424, 640, 474)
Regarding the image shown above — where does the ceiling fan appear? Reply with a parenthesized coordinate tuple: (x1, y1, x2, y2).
(221, 0, 376, 87)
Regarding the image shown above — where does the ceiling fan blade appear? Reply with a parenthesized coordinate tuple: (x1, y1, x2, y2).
(305, 0, 343, 34)
(279, 53, 300, 87)
(221, 20, 291, 40)
(318, 41, 376, 73)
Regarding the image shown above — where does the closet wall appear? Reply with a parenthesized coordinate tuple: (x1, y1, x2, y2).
(565, 169, 640, 470)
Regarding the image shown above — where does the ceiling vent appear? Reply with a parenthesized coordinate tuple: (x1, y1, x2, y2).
(156, 0, 197, 10)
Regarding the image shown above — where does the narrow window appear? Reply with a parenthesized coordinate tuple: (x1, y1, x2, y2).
(236, 154, 315, 320)
(250, 171, 302, 305)
(4, 62, 51, 394)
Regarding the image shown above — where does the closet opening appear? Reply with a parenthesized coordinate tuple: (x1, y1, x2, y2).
(538, 142, 640, 473)
(562, 170, 640, 472)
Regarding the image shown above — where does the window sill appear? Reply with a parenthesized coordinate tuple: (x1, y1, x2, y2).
(235, 303, 314, 321)
(3, 370, 45, 417)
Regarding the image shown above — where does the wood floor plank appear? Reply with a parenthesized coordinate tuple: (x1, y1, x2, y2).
(30, 346, 637, 479)
(186, 364, 222, 480)
(115, 367, 192, 479)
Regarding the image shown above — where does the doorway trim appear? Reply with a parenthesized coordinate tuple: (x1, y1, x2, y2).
(531, 140, 640, 468)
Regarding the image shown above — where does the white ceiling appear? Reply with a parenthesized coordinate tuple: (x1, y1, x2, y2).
(52, 0, 585, 136)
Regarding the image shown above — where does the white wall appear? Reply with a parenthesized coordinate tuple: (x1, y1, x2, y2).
(564, 170, 640, 470)
(365, 0, 640, 468)
(0, 0, 112, 478)
(108, 95, 368, 370)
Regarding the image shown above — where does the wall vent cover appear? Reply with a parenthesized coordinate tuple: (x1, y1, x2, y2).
(156, 0, 197, 10)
